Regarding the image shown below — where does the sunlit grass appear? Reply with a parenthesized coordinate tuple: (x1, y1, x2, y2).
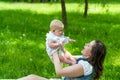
(88, 4, 120, 14)
(0, 2, 120, 14)
(0, 2, 61, 14)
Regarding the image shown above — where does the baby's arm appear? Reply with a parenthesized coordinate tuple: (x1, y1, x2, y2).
(68, 38, 76, 43)
(63, 37, 76, 43)
(48, 41, 63, 48)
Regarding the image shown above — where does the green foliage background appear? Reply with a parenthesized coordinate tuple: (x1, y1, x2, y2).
(0, 0, 120, 79)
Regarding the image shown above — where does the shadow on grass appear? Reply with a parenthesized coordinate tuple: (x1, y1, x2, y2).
(0, 9, 62, 33)
(0, 9, 120, 46)
(0, 9, 120, 32)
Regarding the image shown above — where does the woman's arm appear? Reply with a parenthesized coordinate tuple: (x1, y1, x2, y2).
(52, 52, 84, 78)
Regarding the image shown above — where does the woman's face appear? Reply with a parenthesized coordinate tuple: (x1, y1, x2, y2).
(81, 40, 95, 58)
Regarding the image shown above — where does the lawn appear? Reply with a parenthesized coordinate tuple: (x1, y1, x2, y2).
(0, 0, 120, 79)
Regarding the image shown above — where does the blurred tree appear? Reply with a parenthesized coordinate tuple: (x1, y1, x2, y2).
(13, 0, 20, 2)
(83, 0, 88, 18)
(61, 0, 67, 27)
(40, 0, 50, 2)
(31, 0, 36, 2)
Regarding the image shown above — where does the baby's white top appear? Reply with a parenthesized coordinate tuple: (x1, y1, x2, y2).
(46, 31, 69, 58)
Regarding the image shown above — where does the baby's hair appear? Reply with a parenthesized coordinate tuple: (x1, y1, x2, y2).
(50, 19, 64, 31)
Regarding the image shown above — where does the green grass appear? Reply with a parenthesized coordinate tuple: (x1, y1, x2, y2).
(0, 1, 120, 79)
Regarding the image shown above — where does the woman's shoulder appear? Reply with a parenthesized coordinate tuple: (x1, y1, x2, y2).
(78, 58, 93, 76)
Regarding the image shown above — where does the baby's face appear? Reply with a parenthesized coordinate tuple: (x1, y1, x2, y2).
(53, 28, 64, 36)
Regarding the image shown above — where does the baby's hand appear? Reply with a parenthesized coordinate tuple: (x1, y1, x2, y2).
(69, 39, 76, 42)
(57, 41, 63, 47)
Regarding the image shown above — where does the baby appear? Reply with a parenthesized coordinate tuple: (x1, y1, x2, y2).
(46, 19, 76, 65)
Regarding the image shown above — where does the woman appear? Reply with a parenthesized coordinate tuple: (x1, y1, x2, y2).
(18, 40, 106, 80)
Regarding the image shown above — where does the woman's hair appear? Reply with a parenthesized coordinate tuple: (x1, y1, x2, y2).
(88, 40, 106, 80)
